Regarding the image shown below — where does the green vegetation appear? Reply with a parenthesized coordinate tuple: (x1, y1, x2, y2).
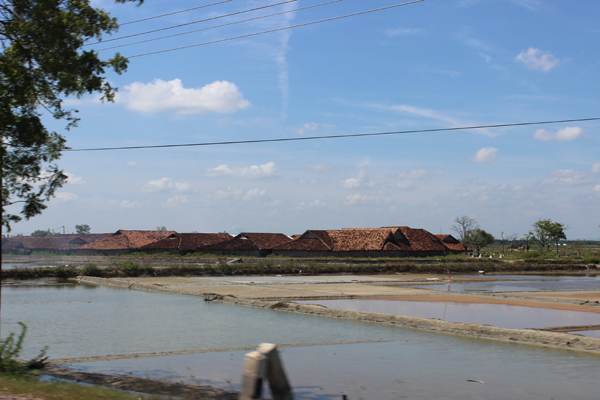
(0, 373, 144, 400)
(0, 323, 46, 375)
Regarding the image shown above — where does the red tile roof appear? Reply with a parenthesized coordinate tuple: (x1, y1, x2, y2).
(384, 227, 446, 252)
(80, 230, 176, 250)
(139, 233, 232, 251)
(272, 230, 334, 251)
(200, 232, 292, 251)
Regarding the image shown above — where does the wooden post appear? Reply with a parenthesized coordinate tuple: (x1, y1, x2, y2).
(239, 351, 267, 400)
(257, 343, 293, 400)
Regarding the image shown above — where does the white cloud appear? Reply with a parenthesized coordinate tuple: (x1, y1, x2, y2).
(386, 28, 421, 36)
(297, 122, 318, 135)
(121, 79, 250, 114)
(471, 147, 498, 162)
(533, 127, 584, 142)
(542, 169, 590, 186)
(345, 193, 373, 205)
(204, 162, 278, 179)
(127, 161, 138, 166)
(516, 48, 559, 72)
(55, 192, 79, 202)
(142, 178, 191, 193)
(65, 173, 86, 185)
(592, 163, 600, 174)
(243, 189, 266, 201)
(594, 184, 600, 193)
(119, 200, 139, 209)
(341, 170, 369, 189)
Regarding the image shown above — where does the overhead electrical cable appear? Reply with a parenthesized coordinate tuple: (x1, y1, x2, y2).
(120, 0, 234, 26)
(128, 0, 425, 58)
(64, 117, 600, 152)
(86, 0, 299, 46)
(97, 0, 345, 52)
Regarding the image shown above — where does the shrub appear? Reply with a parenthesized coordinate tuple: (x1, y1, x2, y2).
(81, 263, 102, 277)
(0, 323, 47, 375)
(585, 255, 600, 264)
(54, 265, 78, 279)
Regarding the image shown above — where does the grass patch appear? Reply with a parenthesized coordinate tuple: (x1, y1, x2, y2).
(0, 373, 143, 400)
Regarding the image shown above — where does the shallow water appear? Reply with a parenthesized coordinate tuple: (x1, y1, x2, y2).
(1, 283, 410, 360)
(297, 299, 600, 331)
(70, 339, 600, 400)
(410, 275, 600, 292)
(569, 330, 600, 338)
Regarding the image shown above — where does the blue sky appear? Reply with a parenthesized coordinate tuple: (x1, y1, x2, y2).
(10, 0, 600, 239)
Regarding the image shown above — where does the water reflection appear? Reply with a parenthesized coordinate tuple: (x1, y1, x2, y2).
(297, 299, 600, 330)
(69, 339, 600, 400)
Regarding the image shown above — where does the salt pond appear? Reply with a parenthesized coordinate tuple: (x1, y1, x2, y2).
(409, 275, 600, 292)
(1, 283, 409, 359)
(297, 299, 600, 331)
(70, 338, 600, 400)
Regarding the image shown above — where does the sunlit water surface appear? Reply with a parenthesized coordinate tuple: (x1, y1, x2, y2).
(1, 283, 410, 359)
(70, 339, 600, 400)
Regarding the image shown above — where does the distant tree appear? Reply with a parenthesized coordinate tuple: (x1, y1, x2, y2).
(451, 216, 478, 244)
(508, 232, 518, 253)
(531, 219, 567, 253)
(465, 228, 494, 256)
(522, 231, 534, 252)
(573, 240, 585, 257)
(75, 224, 91, 234)
(156, 226, 167, 231)
(547, 221, 568, 254)
(31, 229, 55, 237)
(500, 231, 506, 255)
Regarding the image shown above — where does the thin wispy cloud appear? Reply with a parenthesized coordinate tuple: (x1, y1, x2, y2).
(385, 28, 422, 36)
(511, 0, 541, 11)
(516, 48, 560, 72)
(533, 127, 584, 142)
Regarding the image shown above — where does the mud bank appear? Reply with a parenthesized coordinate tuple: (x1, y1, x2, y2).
(44, 365, 236, 400)
(78, 277, 600, 355)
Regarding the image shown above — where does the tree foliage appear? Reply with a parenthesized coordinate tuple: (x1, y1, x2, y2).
(1, 0, 142, 231)
(465, 228, 494, 256)
(530, 219, 568, 253)
(75, 223, 90, 234)
(30, 228, 55, 237)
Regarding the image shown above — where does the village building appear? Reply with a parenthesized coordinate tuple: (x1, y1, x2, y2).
(138, 232, 233, 255)
(76, 230, 177, 256)
(199, 232, 293, 257)
(435, 234, 471, 254)
(272, 227, 451, 258)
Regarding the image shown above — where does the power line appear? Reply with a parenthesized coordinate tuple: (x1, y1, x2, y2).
(97, 0, 345, 52)
(86, 0, 299, 46)
(120, 0, 234, 26)
(64, 117, 600, 152)
(128, 0, 425, 58)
